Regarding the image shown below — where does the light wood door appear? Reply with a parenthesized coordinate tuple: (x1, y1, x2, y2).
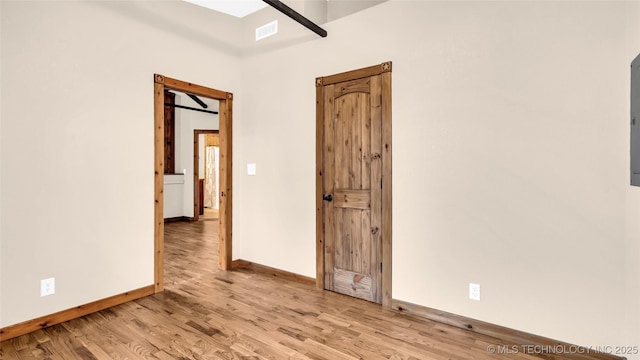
(320, 68, 388, 303)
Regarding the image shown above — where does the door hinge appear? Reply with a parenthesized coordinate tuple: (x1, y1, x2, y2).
(380, 262, 382, 273)
(380, 179, 383, 189)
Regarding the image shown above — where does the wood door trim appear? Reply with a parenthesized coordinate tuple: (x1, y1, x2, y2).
(162, 76, 229, 99)
(315, 62, 392, 307)
(318, 62, 392, 86)
(231, 259, 316, 286)
(193, 130, 219, 222)
(154, 74, 233, 295)
(380, 70, 392, 307)
(315, 81, 325, 287)
(391, 299, 623, 360)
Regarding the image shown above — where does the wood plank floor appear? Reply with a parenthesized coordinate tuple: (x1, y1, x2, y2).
(0, 220, 589, 359)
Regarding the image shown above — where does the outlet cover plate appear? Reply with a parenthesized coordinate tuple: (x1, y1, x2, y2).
(469, 283, 480, 301)
(41, 278, 55, 297)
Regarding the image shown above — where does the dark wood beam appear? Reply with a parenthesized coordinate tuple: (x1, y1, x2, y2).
(187, 93, 208, 109)
(262, 0, 327, 38)
(164, 103, 218, 115)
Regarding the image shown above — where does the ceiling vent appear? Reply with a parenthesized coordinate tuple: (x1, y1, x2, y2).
(256, 20, 278, 41)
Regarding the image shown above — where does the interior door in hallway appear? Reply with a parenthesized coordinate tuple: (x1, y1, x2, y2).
(321, 71, 384, 303)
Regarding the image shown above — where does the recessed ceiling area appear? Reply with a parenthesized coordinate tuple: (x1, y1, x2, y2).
(174, 0, 388, 56)
(182, 0, 267, 18)
(182, 0, 387, 24)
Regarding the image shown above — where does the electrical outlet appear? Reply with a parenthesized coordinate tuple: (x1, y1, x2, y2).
(469, 283, 480, 301)
(41, 278, 55, 297)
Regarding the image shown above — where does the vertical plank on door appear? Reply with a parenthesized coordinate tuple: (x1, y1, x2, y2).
(355, 94, 368, 273)
(337, 95, 351, 273)
(335, 207, 344, 271)
(361, 93, 372, 276)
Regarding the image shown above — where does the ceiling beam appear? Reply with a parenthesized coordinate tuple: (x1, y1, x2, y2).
(187, 93, 208, 109)
(165, 102, 218, 115)
(262, 0, 327, 38)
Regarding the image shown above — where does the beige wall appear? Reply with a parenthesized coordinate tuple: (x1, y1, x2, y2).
(0, 1, 240, 327)
(237, 0, 640, 351)
(2, 0, 639, 354)
(326, 0, 386, 22)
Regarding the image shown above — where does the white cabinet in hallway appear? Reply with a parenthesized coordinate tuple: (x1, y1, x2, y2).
(163, 174, 185, 219)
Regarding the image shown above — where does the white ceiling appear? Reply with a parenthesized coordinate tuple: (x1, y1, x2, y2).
(182, 0, 268, 18)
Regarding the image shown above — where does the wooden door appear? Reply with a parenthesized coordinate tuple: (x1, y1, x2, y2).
(316, 62, 392, 304)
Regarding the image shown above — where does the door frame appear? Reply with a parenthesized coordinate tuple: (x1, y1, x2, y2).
(193, 130, 219, 222)
(154, 74, 233, 293)
(315, 62, 393, 307)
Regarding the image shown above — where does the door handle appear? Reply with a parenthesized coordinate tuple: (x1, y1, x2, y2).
(323, 194, 333, 202)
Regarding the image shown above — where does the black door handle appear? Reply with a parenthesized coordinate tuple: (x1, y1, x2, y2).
(323, 194, 333, 202)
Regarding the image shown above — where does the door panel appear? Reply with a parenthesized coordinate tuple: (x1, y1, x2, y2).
(323, 75, 382, 303)
(333, 190, 370, 210)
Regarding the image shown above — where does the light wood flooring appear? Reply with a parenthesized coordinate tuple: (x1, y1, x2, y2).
(0, 220, 597, 359)
(201, 208, 219, 221)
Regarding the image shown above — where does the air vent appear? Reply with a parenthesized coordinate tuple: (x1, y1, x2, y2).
(256, 20, 278, 41)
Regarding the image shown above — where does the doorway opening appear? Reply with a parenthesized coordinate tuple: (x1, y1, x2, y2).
(163, 90, 219, 222)
(193, 130, 219, 222)
(154, 74, 233, 293)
